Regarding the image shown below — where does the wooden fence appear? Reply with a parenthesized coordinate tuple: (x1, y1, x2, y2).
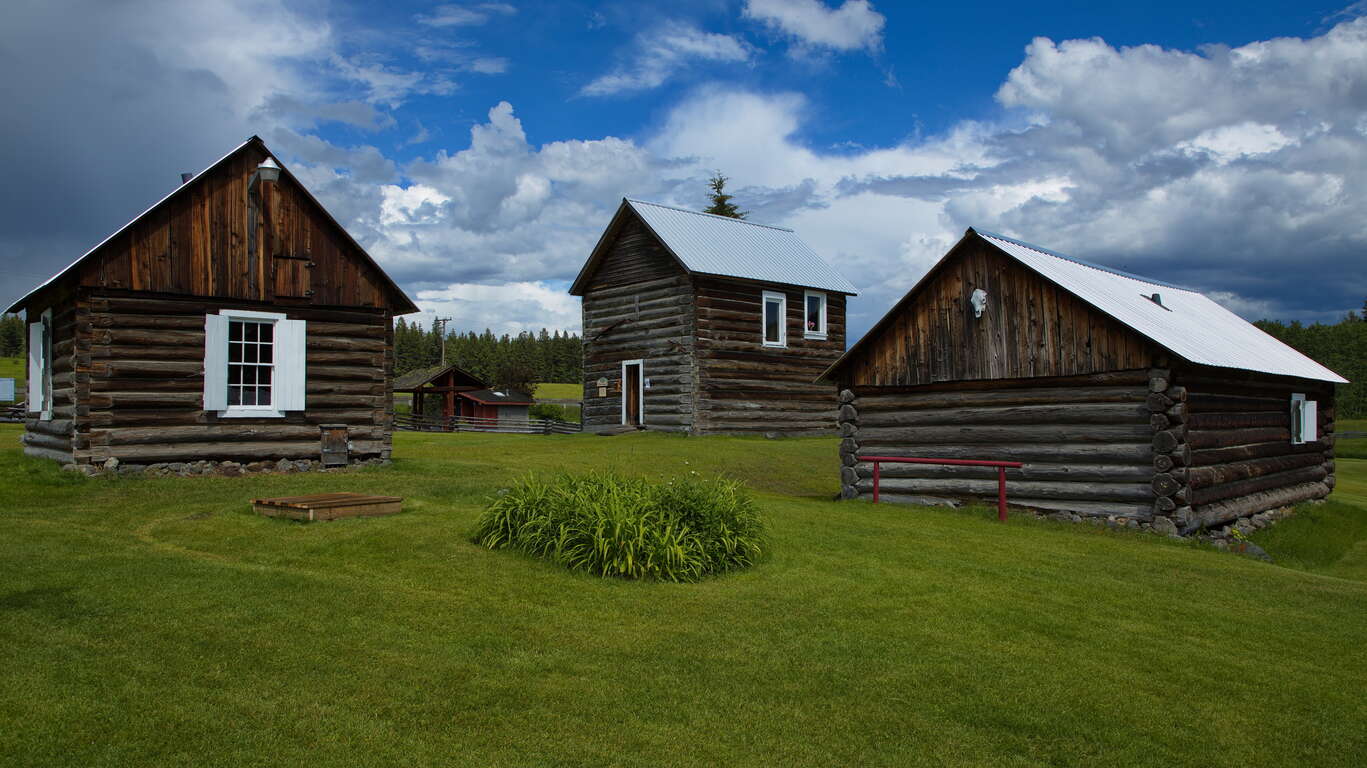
(394, 413, 581, 435)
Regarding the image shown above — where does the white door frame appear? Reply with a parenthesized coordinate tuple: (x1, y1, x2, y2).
(621, 359, 644, 426)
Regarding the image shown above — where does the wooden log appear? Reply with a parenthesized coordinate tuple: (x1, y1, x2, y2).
(839, 422, 858, 438)
(95, 424, 384, 446)
(1187, 411, 1289, 430)
(21, 431, 72, 452)
(1153, 496, 1177, 514)
(1165, 403, 1187, 423)
(1150, 413, 1170, 430)
(849, 442, 1152, 463)
(1149, 370, 1170, 392)
(1188, 440, 1327, 467)
(1187, 453, 1327, 489)
(838, 389, 855, 404)
(840, 466, 859, 485)
(841, 452, 859, 467)
(855, 462, 1151, 483)
(838, 403, 858, 422)
(1188, 482, 1329, 530)
(87, 438, 387, 463)
(1189, 465, 1328, 507)
(1152, 429, 1184, 453)
(1186, 392, 1288, 413)
(1186, 427, 1290, 449)
(1171, 506, 1193, 526)
(1147, 393, 1173, 412)
(1000, 498, 1154, 520)
(853, 385, 1147, 411)
(1164, 385, 1187, 402)
(856, 402, 1149, 428)
(1152, 473, 1182, 497)
(858, 424, 1152, 445)
(1153, 454, 1174, 473)
(24, 419, 74, 437)
(853, 477, 1154, 501)
(23, 446, 74, 464)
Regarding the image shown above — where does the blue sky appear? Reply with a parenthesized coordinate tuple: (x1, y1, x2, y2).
(3, 0, 1365, 341)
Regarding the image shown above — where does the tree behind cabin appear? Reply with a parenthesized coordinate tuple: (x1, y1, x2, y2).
(704, 173, 746, 219)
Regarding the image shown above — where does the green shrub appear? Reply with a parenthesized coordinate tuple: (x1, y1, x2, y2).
(529, 402, 569, 422)
(472, 472, 766, 581)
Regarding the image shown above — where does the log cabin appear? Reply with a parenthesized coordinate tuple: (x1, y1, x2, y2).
(393, 365, 533, 428)
(819, 228, 1347, 533)
(8, 136, 418, 469)
(570, 199, 858, 435)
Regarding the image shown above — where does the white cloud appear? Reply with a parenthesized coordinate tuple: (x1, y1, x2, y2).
(581, 23, 751, 96)
(742, 0, 885, 53)
(416, 3, 516, 28)
(414, 281, 581, 335)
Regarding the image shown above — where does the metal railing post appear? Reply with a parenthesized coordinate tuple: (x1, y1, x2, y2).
(872, 459, 881, 504)
(997, 466, 1007, 522)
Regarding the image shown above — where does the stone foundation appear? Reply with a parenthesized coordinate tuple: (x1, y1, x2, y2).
(61, 456, 391, 478)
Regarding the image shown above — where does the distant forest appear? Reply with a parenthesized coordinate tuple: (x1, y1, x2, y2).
(1256, 305, 1366, 419)
(394, 317, 582, 386)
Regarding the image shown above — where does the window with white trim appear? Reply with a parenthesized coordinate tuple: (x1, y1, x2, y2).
(804, 290, 827, 340)
(203, 310, 307, 418)
(762, 291, 786, 347)
(27, 309, 53, 420)
(1290, 393, 1318, 445)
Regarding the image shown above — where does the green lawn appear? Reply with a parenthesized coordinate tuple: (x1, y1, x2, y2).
(1339, 418, 1367, 459)
(0, 356, 22, 400)
(533, 382, 582, 401)
(2, 426, 1366, 767)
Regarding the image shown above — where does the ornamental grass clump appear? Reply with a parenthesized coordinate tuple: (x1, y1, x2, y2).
(472, 472, 765, 581)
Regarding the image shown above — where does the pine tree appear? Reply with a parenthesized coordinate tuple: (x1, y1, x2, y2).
(703, 172, 746, 219)
(0, 314, 24, 358)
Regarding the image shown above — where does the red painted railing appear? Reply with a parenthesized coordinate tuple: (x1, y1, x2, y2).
(860, 456, 1025, 522)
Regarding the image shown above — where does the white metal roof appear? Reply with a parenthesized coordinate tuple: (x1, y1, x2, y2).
(974, 230, 1346, 383)
(621, 199, 858, 294)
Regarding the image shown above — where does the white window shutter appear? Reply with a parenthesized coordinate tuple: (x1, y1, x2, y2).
(1303, 401, 1318, 443)
(27, 322, 43, 413)
(275, 318, 307, 411)
(203, 314, 228, 411)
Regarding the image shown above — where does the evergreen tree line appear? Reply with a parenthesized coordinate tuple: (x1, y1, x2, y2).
(394, 317, 582, 389)
(1255, 301, 1367, 419)
(0, 314, 23, 357)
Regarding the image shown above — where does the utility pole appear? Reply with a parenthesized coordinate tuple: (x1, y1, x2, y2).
(433, 316, 452, 366)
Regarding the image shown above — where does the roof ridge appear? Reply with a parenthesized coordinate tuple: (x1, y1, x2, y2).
(973, 228, 1195, 293)
(625, 198, 795, 232)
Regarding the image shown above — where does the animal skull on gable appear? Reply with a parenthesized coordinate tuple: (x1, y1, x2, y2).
(970, 288, 989, 319)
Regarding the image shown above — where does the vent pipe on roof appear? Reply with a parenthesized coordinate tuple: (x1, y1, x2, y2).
(1144, 292, 1171, 311)
(180, 173, 194, 185)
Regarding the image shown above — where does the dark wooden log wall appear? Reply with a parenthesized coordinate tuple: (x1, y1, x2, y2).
(693, 277, 845, 435)
(842, 238, 1152, 387)
(580, 218, 696, 431)
(1160, 365, 1336, 531)
(57, 291, 393, 464)
(837, 371, 1159, 518)
(20, 289, 80, 464)
(73, 144, 394, 310)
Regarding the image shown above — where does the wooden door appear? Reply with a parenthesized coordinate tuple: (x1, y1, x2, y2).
(624, 362, 642, 426)
(274, 255, 313, 298)
(320, 425, 349, 466)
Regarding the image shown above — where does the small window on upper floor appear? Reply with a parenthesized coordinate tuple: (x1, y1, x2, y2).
(762, 290, 787, 348)
(1290, 393, 1318, 445)
(804, 290, 827, 340)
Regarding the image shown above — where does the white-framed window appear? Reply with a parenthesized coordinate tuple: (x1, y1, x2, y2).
(1290, 393, 1318, 445)
(203, 309, 307, 418)
(27, 308, 53, 421)
(804, 290, 827, 340)
(762, 290, 787, 348)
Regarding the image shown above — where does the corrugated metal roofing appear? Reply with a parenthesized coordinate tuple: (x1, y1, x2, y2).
(978, 230, 1344, 382)
(622, 199, 858, 294)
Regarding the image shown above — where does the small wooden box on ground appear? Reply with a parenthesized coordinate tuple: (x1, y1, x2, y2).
(252, 492, 403, 521)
